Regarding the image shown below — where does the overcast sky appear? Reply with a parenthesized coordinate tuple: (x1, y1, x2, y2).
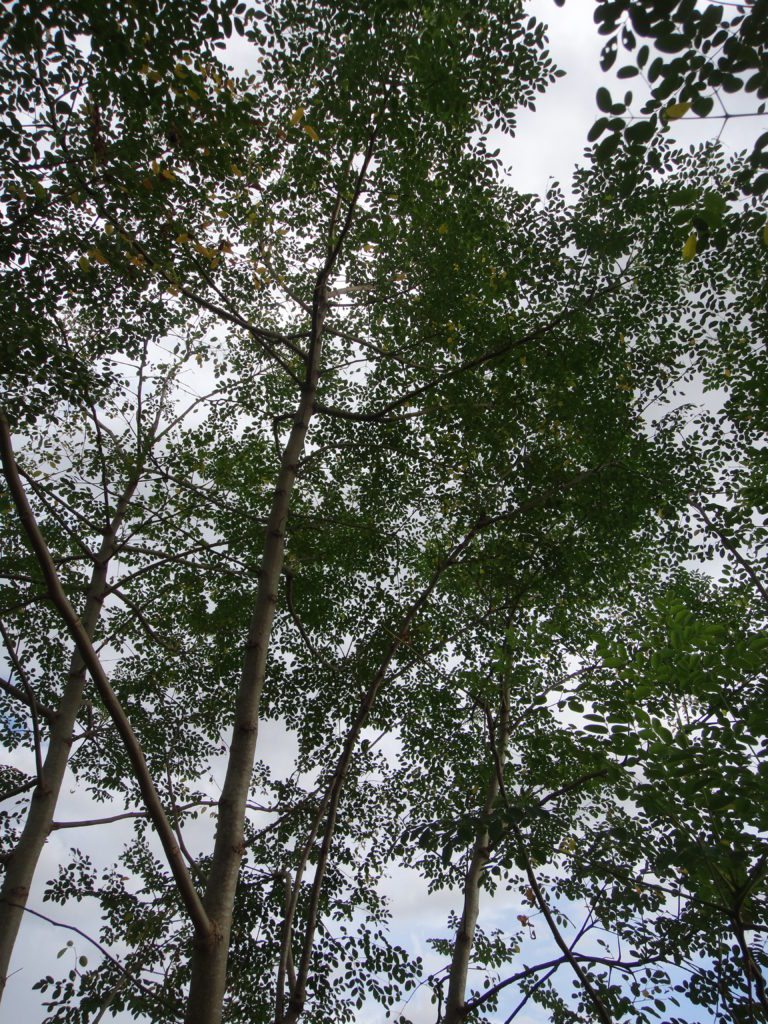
(3, 0, 763, 1021)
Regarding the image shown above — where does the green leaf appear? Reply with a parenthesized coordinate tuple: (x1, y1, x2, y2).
(626, 119, 655, 145)
(588, 117, 609, 142)
(596, 86, 613, 112)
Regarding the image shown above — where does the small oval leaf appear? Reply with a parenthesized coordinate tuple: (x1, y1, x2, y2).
(664, 102, 692, 121)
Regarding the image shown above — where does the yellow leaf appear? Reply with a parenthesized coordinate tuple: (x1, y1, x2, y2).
(167, 284, 180, 296)
(303, 124, 320, 142)
(175, 233, 190, 244)
(230, 164, 242, 177)
(194, 242, 217, 259)
(664, 101, 692, 121)
(161, 168, 176, 181)
(438, 222, 448, 234)
(187, 88, 200, 101)
(147, 69, 162, 83)
(220, 240, 233, 254)
(763, 224, 768, 246)
(88, 247, 108, 265)
(682, 233, 697, 262)
(151, 160, 160, 174)
(142, 177, 154, 192)
(290, 106, 305, 125)
(78, 256, 91, 273)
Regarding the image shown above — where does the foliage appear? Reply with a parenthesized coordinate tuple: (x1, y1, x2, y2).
(0, 3, 766, 1024)
(583, 0, 768, 195)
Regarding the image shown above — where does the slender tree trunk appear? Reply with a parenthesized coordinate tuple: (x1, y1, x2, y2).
(0, 479, 138, 998)
(732, 914, 768, 1013)
(444, 683, 510, 1024)
(184, 290, 327, 1024)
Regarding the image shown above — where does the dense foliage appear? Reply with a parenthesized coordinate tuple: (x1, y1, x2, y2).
(0, 2, 766, 1023)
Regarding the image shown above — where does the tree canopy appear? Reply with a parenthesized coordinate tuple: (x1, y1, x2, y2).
(0, 2, 766, 1024)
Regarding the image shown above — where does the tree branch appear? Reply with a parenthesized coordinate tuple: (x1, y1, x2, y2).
(0, 672, 56, 723)
(0, 620, 46, 786)
(0, 412, 212, 942)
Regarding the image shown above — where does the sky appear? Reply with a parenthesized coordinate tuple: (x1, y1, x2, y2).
(3, 0, 764, 1021)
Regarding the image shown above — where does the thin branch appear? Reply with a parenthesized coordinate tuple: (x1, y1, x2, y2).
(88, 404, 111, 529)
(283, 522, 488, 1023)
(536, 768, 609, 809)
(50, 797, 290, 831)
(691, 500, 768, 607)
(283, 570, 318, 659)
(464, 956, 569, 1013)
(0, 778, 37, 804)
(509, 821, 614, 1024)
(16, 467, 95, 560)
(106, 585, 181, 652)
(0, 620, 45, 786)
(165, 761, 200, 877)
(0, 673, 56, 722)
(314, 284, 618, 424)
(0, 899, 170, 1011)
(487, 711, 615, 1024)
(502, 962, 559, 1024)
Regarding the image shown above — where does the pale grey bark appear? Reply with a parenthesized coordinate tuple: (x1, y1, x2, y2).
(183, 288, 328, 1024)
(0, 415, 211, 992)
(0, 465, 140, 1000)
(183, 121, 381, 1024)
(280, 525, 486, 1024)
(443, 681, 510, 1024)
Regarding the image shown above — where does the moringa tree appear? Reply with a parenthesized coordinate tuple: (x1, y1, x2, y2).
(1, 2, 766, 1023)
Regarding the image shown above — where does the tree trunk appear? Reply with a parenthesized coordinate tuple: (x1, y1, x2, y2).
(0, 479, 138, 999)
(184, 294, 326, 1024)
(444, 683, 510, 1024)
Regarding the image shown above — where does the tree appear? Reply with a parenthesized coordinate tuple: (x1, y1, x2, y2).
(0, 2, 766, 1023)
